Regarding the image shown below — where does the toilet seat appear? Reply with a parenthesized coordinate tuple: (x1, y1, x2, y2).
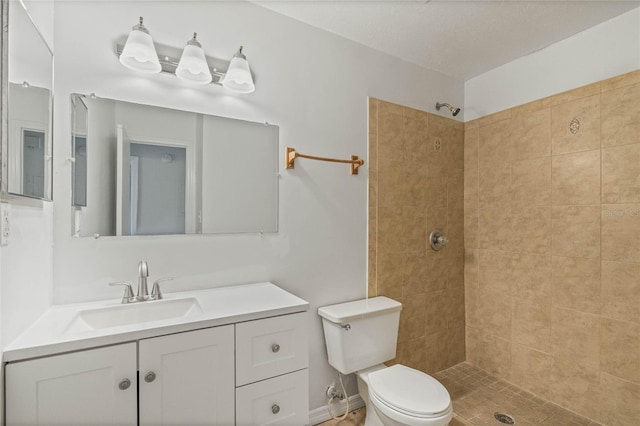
(368, 365, 452, 424)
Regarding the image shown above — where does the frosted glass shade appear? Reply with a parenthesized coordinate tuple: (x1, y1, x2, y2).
(176, 44, 213, 85)
(119, 29, 161, 74)
(222, 56, 255, 94)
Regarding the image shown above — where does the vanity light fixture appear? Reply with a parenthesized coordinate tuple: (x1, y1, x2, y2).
(119, 17, 162, 74)
(175, 33, 212, 85)
(222, 46, 255, 94)
(117, 17, 256, 93)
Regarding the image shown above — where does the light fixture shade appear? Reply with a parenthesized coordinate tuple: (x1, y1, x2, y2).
(222, 47, 255, 94)
(119, 18, 161, 74)
(175, 34, 212, 85)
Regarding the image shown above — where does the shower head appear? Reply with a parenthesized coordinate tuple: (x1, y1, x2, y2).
(435, 102, 461, 117)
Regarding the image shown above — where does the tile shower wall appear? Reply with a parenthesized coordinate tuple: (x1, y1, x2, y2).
(464, 70, 640, 426)
(368, 98, 465, 373)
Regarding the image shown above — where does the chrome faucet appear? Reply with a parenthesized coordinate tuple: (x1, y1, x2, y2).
(137, 260, 149, 301)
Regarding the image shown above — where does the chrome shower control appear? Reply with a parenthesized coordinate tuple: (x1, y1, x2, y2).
(429, 230, 449, 251)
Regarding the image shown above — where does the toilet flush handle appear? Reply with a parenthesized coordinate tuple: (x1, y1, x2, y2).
(340, 324, 351, 331)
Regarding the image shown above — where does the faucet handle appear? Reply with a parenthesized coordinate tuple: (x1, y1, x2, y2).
(150, 277, 174, 300)
(109, 282, 135, 304)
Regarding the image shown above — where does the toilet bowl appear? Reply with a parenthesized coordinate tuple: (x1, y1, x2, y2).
(357, 364, 453, 426)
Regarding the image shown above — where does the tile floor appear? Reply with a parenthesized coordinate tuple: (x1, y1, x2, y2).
(316, 362, 604, 426)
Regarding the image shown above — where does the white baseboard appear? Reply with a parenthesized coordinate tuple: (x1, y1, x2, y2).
(309, 394, 365, 425)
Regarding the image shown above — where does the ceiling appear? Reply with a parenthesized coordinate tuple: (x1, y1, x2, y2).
(252, 0, 640, 81)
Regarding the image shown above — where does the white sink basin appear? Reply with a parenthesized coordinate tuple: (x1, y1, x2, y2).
(64, 298, 203, 333)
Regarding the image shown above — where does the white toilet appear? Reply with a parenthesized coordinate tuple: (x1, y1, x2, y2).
(319, 296, 453, 426)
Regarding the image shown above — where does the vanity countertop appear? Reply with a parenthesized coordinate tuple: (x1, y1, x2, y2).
(4, 282, 309, 362)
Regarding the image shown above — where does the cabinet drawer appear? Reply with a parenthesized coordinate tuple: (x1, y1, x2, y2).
(236, 369, 309, 426)
(236, 312, 308, 386)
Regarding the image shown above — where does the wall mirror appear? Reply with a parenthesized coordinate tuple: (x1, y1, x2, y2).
(70, 94, 279, 237)
(2, 0, 53, 201)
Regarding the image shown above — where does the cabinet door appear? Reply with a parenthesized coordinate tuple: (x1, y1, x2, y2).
(139, 325, 235, 425)
(6, 343, 137, 425)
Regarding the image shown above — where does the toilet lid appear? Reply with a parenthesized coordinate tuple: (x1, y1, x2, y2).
(368, 365, 451, 417)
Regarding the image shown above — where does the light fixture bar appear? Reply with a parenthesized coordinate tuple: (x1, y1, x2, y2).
(116, 44, 228, 86)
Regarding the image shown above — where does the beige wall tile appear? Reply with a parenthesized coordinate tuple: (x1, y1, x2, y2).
(601, 69, 640, 92)
(512, 96, 551, 116)
(376, 250, 403, 300)
(599, 372, 640, 424)
(401, 206, 427, 255)
(600, 318, 640, 383)
(478, 288, 512, 340)
(479, 118, 512, 168)
(550, 82, 600, 106)
(464, 248, 479, 285)
(402, 253, 428, 296)
(478, 249, 512, 295)
(403, 107, 430, 163)
(377, 102, 404, 160)
(479, 164, 511, 206)
(447, 325, 466, 366)
(377, 158, 405, 207)
(464, 208, 478, 249)
(398, 293, 426, 343)
(511, 157, 551, 207)
(446, 286, 465, 329)
(398, 337, 426, 372)
(478, 205, 514, 251)
(602, 143, 640, 203)
(511, 107, 551, 160)
(601, 204, 640, 262)
(551, 150, 601, 205)
(551, 205, 600, 259)
(601, 261, 640, 324)
(369, 132, 378, 173)
(425, 331, 449, 373)
(369, 97, 378, 135)
(425, 289, 448, 336)
(475, 332, 512, 380)
(476, 109, 512, 128)
(511, 253, 551, 304)
(601, 83, 640, 148)
(551, 307, 600, 371)
(512, 299, 551, 352)
(465, 286, 480, 328)
(511, 206, 551, 254)
(376, 205, 405, 253)
(551, 94, 600, 154)
(549, 357, 601, 421)
(511, 344, 552, 399)
(552, 256, 601, 315)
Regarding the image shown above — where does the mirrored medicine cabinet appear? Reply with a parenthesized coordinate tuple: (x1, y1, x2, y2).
(70, 94, 279, 237)
(1, 0, 54, 202)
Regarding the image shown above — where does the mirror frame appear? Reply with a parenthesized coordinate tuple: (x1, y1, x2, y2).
(0, 0, 54, 205)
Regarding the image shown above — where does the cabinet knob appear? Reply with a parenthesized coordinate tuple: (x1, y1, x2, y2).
(118, 378, 131, 390)
(272, 404, 280, 414)
(145, 371, 157, 383)
(271, 343, 280, 353)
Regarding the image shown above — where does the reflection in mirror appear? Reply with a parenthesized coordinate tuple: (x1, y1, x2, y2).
(5, 0, 53, 200)
(70, 94, 279, 237)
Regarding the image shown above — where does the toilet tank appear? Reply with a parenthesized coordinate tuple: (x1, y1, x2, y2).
(318, 297, 402, 375)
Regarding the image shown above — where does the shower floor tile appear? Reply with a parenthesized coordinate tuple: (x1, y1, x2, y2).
(434, 362, 604, 426)
(315, 362, 603, 426)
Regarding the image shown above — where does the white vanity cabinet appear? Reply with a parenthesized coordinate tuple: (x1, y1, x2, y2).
(235, 312, 309, 425)
(5, 311, 309, 426)
(139, 325, 235, 425)
(6, 343, 138, 425)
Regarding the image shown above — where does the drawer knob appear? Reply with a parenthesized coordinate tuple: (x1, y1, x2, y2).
(272, 404, 280, 414)
(145, 371, 157, 383)
(118, 378, 131, 390)
(271, 343, 280, 353)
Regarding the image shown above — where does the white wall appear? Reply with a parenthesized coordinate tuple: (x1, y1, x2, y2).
(465, 7, 640, 120)
(51, 0, 462, 412)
